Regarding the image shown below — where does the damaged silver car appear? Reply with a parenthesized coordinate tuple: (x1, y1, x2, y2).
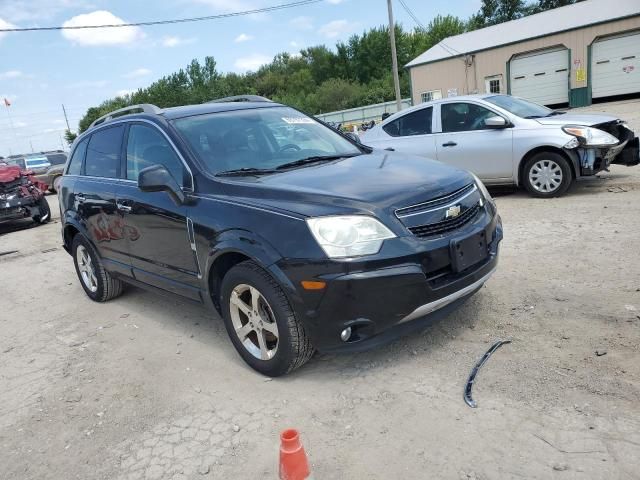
(361, 94, 639, 197)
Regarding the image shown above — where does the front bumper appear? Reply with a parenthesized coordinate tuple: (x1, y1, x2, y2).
(276, 207, 502, 352)
(0, 192, 40, 223)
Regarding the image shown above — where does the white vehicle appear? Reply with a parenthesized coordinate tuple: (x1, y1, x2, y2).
(360, 94, 639, 197)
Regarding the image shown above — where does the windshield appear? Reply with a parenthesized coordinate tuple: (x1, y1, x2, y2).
(485, 95, 553, 118)
(172, 106, 361, 175)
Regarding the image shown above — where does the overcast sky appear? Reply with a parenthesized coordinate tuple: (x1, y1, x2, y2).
(0, 0, 479, 157)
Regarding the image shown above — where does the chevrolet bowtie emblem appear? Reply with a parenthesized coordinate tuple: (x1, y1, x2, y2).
(445, 205, 461, 219)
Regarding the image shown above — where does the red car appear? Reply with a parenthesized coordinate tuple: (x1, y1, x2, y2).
(0, 163, 51, 225)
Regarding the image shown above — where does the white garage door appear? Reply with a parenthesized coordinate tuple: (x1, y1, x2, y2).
(510, 48, 569, 105)
(592, 32, 640, 98)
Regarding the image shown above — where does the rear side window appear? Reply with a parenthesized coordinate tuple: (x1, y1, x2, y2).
(45, 153, 67, 165)
(84, 126, 124, 178)
(67, 139, 88, 175)
(383, 107, 432, 137)
(126, 124, 186, 186)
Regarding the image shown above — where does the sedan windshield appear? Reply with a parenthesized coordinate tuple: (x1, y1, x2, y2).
(172, 106, 361, 175)
(485, 95, 554, 119)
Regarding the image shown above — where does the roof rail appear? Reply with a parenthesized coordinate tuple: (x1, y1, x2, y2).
(89, 104, 162, 129)
(207, 95, 272, 104)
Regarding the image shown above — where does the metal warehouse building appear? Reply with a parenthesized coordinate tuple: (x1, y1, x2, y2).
(406, 0, 640, 107)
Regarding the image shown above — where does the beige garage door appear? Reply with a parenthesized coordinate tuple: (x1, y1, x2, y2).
(510, 48, 569, 106)
(592, 31, 640, 98)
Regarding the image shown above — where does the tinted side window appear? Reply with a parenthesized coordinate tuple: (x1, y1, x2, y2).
(126, 124, 186, 186)
(383, 107, 432, 137)
(84, 126, 124, 178)
(441, 103, 497, 133)
(46, 153, 67, 165)
(67, 139, 88, 175)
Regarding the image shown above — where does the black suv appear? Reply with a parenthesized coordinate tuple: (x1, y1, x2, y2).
(59, 97, 502, 376)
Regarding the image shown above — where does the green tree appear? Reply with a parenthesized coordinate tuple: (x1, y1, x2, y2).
(64, 129, 77, 145)
(425, 15, 466, 45)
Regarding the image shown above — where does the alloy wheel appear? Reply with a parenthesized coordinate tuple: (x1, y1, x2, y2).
(529, 159, 563, 193)
(76, 245, 98, 293)
(229, 283, 279, 360)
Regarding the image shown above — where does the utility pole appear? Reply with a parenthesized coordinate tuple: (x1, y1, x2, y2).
(62, 104, 71, 131)
(387, 0, 402, 112)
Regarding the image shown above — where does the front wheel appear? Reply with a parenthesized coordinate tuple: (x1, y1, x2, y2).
(32, 197, 51, 224)
(220, 261, 314, 377)
(522, 152, 572, 198)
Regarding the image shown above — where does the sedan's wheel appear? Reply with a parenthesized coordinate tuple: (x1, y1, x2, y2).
(220, 260, 314, 376)
(71, 234, 124, 302)
(53, 176, 62, 193)
(523, 152, 572, 198)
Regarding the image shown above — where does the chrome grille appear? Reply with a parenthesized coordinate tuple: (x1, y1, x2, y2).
(408, 203, 481, 238)
(395, 183, 475, 218)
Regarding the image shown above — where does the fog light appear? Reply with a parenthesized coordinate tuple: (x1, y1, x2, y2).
(340, 327, 352, 342)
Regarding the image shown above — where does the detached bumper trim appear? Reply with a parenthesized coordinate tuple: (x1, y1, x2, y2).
(399, 266, 497, 324)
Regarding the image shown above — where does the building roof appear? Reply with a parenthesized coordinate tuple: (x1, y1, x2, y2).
(406, 0, 640, 68)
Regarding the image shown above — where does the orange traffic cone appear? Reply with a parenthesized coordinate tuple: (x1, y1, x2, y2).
(279, 429, 311, 480)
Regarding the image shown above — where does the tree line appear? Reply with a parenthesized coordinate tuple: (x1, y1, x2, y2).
(75, 0, 579, 136)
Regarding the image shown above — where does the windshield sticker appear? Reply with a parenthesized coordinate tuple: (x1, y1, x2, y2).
(282, 117, 314, 124)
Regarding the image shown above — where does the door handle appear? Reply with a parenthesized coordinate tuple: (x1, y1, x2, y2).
(116, 202, 132, 213)
(442, 141, 457, 147)
(384, 147, 395, 151)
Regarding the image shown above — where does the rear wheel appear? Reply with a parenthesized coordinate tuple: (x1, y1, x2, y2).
(522, 152, 572, 198)
(52, 176, 62, 193)
(220, 260, 314, 376)
(72, 234, 124, 302)
(32, 197, 51, 224)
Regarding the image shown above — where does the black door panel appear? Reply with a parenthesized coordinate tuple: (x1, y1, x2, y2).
(116, 184, 200, 298)
(74, 178, 131, 276)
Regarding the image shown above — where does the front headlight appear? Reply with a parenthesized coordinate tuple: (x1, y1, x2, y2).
(562, 125, 619, 147)
(306, 215, 395, 258)
(471, 174, 494, 206)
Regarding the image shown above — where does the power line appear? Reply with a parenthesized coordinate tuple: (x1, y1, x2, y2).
(397, 0, 424, 30)
(0, 0, 323, 32)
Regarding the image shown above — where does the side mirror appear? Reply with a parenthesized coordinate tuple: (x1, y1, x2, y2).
(138, 164, 185, 205)
(484, 116, 508, 128)
(344, 132, 361, 144)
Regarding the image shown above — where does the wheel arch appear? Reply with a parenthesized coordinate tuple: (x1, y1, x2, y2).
(517, 146, 577, 186)
(204, 231, 298, 316)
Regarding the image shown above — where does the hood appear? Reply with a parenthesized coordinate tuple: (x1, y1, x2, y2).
(535, 113, 620, 126)
(216, 150, 474, 217)
(0, 165, 22, 184)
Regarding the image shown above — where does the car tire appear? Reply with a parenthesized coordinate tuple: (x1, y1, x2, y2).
(72, 234, 124, 302)
(32, 197, 51, 224)
(52, 176, 62, 194)
(220, 260, 314, 377)
(522, 152, 572, 198)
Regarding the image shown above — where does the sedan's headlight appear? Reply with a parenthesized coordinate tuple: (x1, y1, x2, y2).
(562, 125, 619, 147)
(306, 215, 395, 258)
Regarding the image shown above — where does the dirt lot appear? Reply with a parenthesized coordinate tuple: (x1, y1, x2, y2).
(1, 101, 639, 480)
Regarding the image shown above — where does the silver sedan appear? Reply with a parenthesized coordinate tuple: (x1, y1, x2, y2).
(360, 94, 639, 197)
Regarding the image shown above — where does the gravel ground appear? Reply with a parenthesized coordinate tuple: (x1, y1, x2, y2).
(1, 101, 639, 480)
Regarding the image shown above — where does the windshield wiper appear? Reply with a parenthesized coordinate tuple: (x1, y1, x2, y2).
(216, 167, 278, 177)
(524, 115, 544, 119)
(276, 154, 357, 171)
(546, 111, 565, 116)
